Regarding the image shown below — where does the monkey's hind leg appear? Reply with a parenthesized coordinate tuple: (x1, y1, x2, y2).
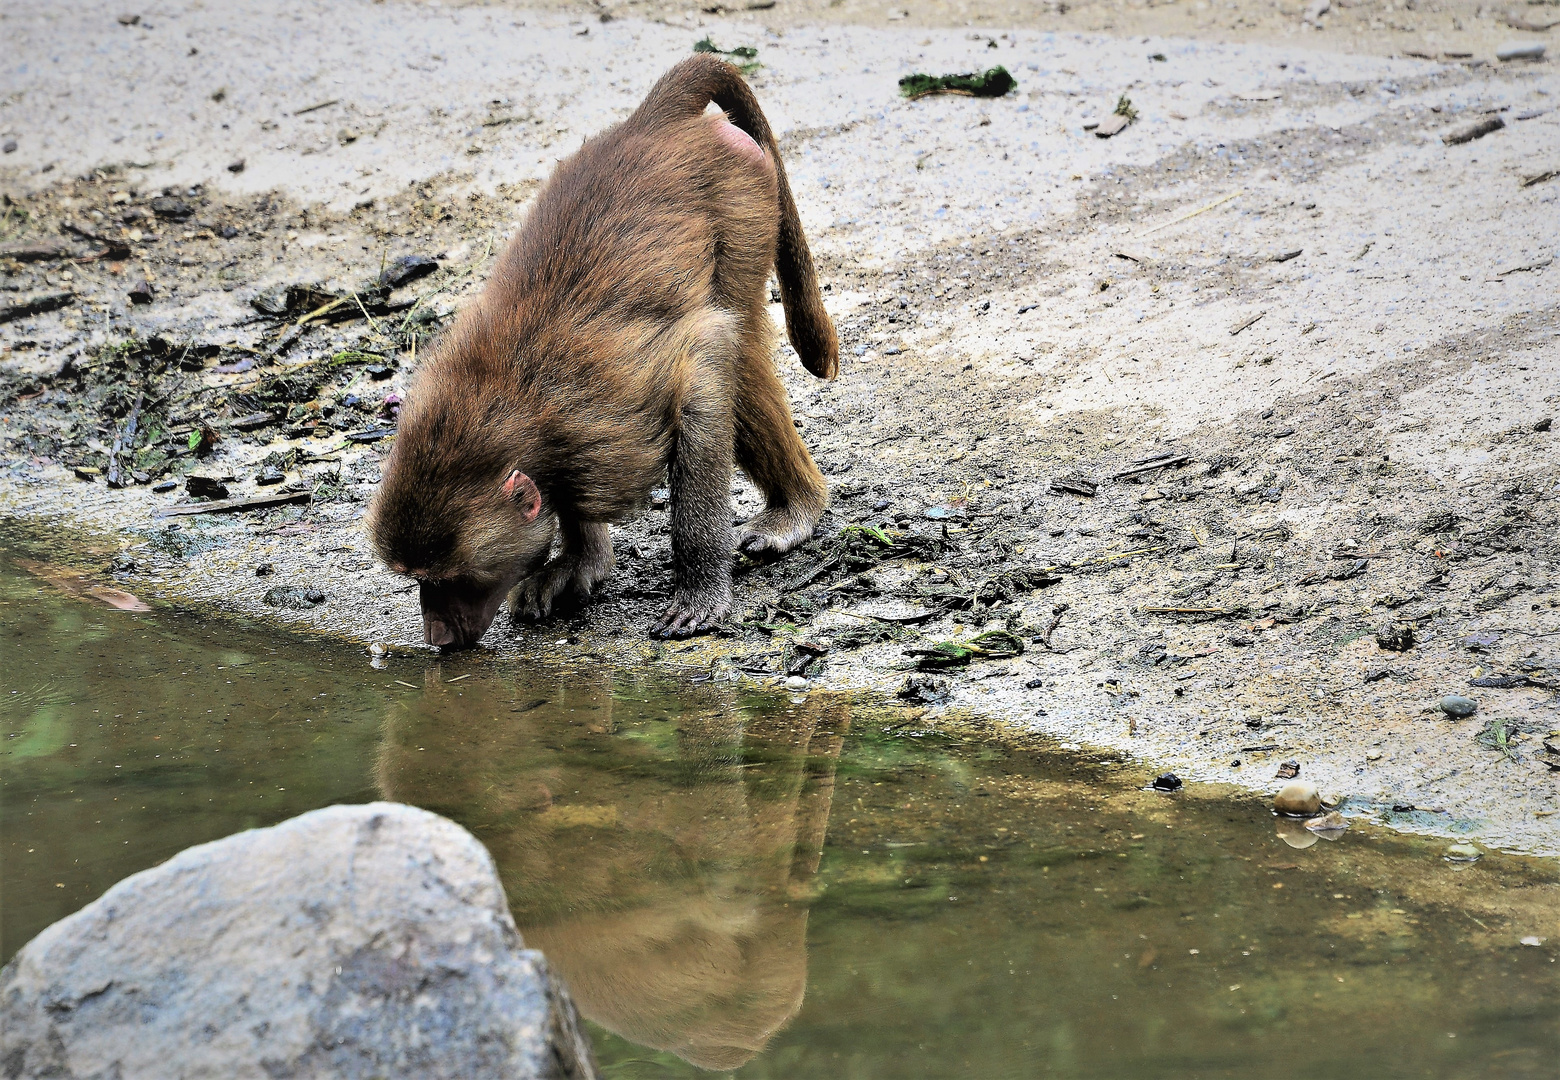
(734, 336, 828, 560)
(651, 370, 736, 639)
(509, 519, 614, 622)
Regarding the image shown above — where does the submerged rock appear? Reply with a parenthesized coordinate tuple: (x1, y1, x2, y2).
(0, 802, 598, 1080)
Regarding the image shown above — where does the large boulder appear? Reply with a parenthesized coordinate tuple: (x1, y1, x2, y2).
(0, 803, 598, 1079)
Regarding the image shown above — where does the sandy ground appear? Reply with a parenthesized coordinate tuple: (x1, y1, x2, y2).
(2, 0, 1558, 854)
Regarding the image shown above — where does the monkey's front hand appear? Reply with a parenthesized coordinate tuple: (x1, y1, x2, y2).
(508, 526, 614, 622)
(650, 586, 731, 639)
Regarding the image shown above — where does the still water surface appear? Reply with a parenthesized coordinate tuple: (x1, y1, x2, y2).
(2, 550, 1557, 1078)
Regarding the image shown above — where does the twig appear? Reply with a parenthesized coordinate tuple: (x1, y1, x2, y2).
(153, 490, 311, 518)
(1112, 454, 1189, 481)
(1139, 190, 1243, 237)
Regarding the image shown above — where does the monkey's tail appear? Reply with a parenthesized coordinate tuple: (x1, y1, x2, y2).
(632, 55, 839, 380)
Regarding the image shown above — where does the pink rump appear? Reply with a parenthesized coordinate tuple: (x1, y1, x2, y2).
(710, 114, 767, 167)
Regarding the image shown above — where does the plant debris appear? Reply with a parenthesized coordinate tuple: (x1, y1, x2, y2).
(904, 628, 1025, 670)
(693, 36, 760, 76)
(899, 66, 1016, 101)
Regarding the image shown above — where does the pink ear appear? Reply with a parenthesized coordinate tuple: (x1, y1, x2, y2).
(503, 469, 542, 523)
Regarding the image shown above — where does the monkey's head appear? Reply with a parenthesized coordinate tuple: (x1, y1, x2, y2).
(368, 458, 555, 650)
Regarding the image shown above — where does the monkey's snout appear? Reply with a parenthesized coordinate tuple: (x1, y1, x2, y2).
(423, 617, 458, 648)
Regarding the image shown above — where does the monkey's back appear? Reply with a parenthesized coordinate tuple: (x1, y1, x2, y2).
(429, 111, 782, 521)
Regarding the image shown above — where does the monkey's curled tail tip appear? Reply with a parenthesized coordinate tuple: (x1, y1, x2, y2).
(805, 341, 839, 381)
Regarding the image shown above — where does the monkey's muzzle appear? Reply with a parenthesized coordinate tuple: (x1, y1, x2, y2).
(417, 578, 508, 650)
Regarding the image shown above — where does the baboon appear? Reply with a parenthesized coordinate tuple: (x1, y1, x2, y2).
(367, 54, 837, 648)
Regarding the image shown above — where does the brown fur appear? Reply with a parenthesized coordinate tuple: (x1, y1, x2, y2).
(367, 55, 837, 648)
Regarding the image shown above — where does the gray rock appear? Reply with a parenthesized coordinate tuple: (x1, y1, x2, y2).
(1440, 695, 1478, 717)
(0, 802, 598, 1080)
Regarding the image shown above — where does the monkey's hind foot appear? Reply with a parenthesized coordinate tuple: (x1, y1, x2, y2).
(650, 588, 731, 639)
(735, 506, 820, 562)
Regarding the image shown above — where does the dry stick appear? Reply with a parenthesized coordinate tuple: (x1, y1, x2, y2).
(153, 490, 311, 519)
(1138, 190, 1244, 237)
(295, 295, 350, 328)
(350, 290, 384, 336)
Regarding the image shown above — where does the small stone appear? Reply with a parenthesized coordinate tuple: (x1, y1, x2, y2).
(127, 279, 155, 305)
(151, 479, 177, 493)
(784, 675, 809, 692)
(1495, 41, 1546, 61)
(1320, 790, 1345, 810)
(255, 562, 274, 577)
(1376, 622, 1415, 652)
(263, 585, 325, 609)
(1024, 677, 1044, 689)
(378, 253, 440, 289)
(2, 140, 17, 154)
(1534, 417, 1553, 433)
(149, 196, 193, 221)
(117, 13, 140, 25)
(185, 475, 229, 500)
(217, 224, 239, 239)
(1440, 695, 1477, 718)
(255, 466, 285, 486)
(1094, 112, 1130, 138)
(1275, 759, 1300, 780)
(1444, 843, 1482, 862)
(1520, 935, 1546, 947)
(227, 159, 245, 173)
(897, 674, 949, 705)
(1274, 779, 1321, 817)
(1151, 773, 1183, 792)
(1305, 811, 1349, 833)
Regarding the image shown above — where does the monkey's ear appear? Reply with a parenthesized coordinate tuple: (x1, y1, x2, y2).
(503, 469, 542, 523)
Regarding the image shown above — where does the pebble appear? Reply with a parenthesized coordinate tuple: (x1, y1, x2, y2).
(1375, 622, 1415, 652)
(1150, 773, 1182, 792)
(1496, 41, 1546, 61)
(1444, 843, 1482, 863)
(784, 675, 809, 692)
(1304, 811, 1349, 833)
(1274, 779, 1321, 817)
(1440, 695, 1477, 718)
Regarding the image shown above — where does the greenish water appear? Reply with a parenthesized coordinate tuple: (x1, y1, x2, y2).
(2, 548, 1557, 1078)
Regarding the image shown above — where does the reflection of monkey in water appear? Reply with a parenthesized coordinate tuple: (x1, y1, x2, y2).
(375, 672, 845, 1070)
(367, 55, 838, 649)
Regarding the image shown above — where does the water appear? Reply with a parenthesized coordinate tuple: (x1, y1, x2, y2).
(2, 545, 1557, 1078)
